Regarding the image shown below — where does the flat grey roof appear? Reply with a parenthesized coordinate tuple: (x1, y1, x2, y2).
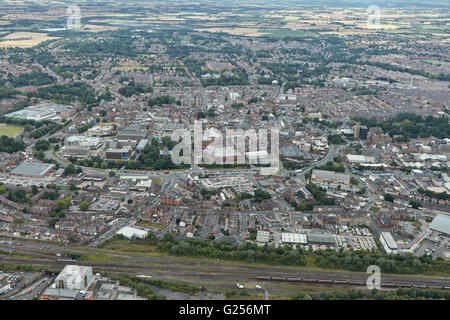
(307, 233, 336, 245)
(429, 214, 450, 235)
(43, 288, 79, 298)
(280, 145, 302, 157)
(381, 232, 398, 249)
(10, 161, 54, 177)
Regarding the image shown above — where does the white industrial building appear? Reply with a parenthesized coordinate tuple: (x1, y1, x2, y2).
(345, 154, 375, 164)
(55, 265, 93, 290)
(116, 226, 148, 239)
(379, 232, 398, 254)
(281, 233, 307, 244)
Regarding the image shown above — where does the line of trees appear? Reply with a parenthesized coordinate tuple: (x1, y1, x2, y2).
(314, 249, 450, 275)
(157, 233, 307, 266)
(293, 288, 450, 300)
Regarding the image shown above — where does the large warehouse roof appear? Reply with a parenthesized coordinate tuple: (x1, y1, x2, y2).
(429, 214, 450, 235)
(10, 161, 54, 177)
(116, 226, 148, 239)
(307, 233, 336, 246)
(281, 233, 307, 244)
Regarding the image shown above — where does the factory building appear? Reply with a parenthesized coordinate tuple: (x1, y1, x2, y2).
(10, 161, 54, 177)
(281, 233, 307, 244)
(307, 233, 337, 247)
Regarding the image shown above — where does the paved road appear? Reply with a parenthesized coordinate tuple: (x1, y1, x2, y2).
(295, 143, 342, 184)
(9, 275, 56, 300)
(89, 217, 136, 247)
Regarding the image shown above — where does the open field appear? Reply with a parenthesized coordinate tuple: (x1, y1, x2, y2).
(0, 124, 22, 137)
(151, 177, 162, 185)
(0, 32, 58, 48)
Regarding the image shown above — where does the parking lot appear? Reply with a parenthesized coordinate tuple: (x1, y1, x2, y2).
(413, 234, 450, 259)
(0, 176, 51, 188)
(89, 197, 120, 212)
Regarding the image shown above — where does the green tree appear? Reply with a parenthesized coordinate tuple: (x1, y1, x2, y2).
(31, 185, 39, 195)
(54, 197, 71, 213)
(63, 164, 77, 175)
(79, 201, 89, 211)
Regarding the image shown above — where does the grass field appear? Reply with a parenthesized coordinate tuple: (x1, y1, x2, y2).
(0, 124, 22, 137)
(152, 177, 162, 185)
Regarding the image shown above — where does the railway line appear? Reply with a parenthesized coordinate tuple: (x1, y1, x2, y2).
(3, 249, 450, 292)
(2, 240, 450, 292)
(256, 276, 450, 290)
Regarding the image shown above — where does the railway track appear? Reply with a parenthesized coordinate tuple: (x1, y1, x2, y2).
(2, 242, 450, 291)
(256, 276, 450, 290)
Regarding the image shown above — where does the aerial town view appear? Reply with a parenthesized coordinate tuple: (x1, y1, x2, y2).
(0, 0, 449, 310)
